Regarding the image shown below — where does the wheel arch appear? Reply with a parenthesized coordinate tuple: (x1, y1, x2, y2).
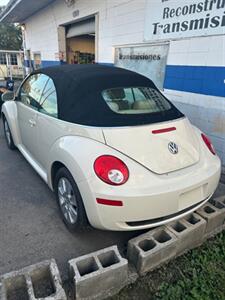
(50, 159, 94, 227)
(47, 136, 111, 228)
(48, 135, 139, 229)
(51, 161, 67, 190)
(1, 112, 6, 121)
(1, 101, 20, 146)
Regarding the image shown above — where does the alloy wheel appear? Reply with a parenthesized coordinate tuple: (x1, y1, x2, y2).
(57, 177, 78, 224)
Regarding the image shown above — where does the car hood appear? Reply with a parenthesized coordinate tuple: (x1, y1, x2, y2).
(102, 118, 200, 175)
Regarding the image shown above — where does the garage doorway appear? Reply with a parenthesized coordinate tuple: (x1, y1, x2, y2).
(66, 17, 95, 64)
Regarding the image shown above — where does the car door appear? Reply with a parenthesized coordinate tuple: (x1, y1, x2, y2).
(17, 73, 48, 160)
(34, 76, 59, 169)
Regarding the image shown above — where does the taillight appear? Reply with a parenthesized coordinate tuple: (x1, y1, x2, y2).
(201, 133, 216, 155)
(94, 155, 129, 185)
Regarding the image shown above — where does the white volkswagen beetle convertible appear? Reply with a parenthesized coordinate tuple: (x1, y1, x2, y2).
(1, 65, 221, 231)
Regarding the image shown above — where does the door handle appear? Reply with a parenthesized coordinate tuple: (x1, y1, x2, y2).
(29, 119, 36, 127)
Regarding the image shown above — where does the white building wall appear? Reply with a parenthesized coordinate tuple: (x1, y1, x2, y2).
(24, 0, 146, 64)
(164, 35, 225, 172)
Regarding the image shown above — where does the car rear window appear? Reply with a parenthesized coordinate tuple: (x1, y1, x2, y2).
(102, 87, 171, 115)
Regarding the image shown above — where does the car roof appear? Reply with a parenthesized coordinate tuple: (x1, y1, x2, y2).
(37, 63, 142, 75)
(31, 65, 182, 127)
(35, 64, 152, 84)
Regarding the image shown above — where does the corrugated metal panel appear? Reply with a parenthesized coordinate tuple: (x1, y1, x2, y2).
(0, 0, 56, 23)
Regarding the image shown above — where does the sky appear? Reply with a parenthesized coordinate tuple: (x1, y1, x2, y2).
(0, 0, 9, 6)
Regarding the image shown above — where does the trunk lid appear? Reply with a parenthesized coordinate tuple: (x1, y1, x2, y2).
(103, 118, 200, 174)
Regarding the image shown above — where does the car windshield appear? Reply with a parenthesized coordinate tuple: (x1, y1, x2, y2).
(102, 87, 171, 115)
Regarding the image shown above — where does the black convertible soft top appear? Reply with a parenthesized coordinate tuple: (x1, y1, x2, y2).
(33, 64, 183, 127)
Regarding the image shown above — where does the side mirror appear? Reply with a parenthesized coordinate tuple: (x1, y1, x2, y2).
(1, 91, 15, 102)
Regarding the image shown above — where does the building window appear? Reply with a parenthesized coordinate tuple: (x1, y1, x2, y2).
(10, 54, 18, 65)
(33, 53, 42, 70)
(0, 53, 7, 65)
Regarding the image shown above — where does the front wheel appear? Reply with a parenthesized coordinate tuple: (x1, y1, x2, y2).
(54, 167, 89, 232)
(3, 118, 16, 150)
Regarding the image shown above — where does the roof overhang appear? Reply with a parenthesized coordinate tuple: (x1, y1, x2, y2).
(0, 0, 56, 23)
(0, 50, 23, 53)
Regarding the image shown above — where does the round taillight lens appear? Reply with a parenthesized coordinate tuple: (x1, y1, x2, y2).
(94, 155, 129, 185)
(201, 133, 216, 155)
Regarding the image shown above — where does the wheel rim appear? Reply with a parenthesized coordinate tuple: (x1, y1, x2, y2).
(57, 177, 78, 224)
(4, 121, 11, 145)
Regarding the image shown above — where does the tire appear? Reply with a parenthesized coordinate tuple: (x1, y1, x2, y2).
(54, 167, 89, 232)
(3, 117, 16, 150)
(0, 86, 6, 116)
(0, 96, 3, 116)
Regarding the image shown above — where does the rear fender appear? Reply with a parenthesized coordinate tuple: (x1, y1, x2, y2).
(47, 136, 113, 189)
(1, 101, 21, 146)
(47, 134, 155, 191)
(47, 135, 153, 228)
(47, 134, 161, 209)
(47, 136, 116, 226)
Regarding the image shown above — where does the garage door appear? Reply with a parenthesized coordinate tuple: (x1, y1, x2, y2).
(66, 18, 95, 38)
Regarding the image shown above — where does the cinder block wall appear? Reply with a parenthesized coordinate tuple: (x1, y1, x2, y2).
(23, 0, 225, 172)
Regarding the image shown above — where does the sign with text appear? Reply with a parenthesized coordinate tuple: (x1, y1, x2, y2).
(144, 0, 225, 41)
(115, 44, 169, 90)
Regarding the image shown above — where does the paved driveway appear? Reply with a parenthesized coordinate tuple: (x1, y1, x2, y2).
(0, 120, 224, 281)
(0, 121, 138, 280)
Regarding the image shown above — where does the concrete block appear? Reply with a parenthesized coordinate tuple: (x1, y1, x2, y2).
(197, 201, 225, 236)
(127, 227, 177, 276)
(167, 213, 206, 256)
(0, 259, 66, 300)
(210, 195, 225, 207)
(69, 245, 128, 300)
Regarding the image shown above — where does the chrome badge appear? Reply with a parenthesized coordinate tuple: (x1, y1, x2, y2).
(168, 142, 178, 155)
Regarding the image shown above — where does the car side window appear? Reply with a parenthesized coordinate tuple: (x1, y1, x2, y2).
(39, 78, 58, 118)
(19, 74, 48, 110)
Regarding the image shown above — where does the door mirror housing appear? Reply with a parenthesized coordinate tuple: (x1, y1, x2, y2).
(1, 91, 15, 102)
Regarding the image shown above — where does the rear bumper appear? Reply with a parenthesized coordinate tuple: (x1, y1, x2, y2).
(123, 197, 210, 229)
(79, 153, 221, 231)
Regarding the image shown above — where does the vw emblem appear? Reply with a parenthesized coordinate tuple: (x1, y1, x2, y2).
(168, 142, 178, 155)
(64, 0, 75, 7)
